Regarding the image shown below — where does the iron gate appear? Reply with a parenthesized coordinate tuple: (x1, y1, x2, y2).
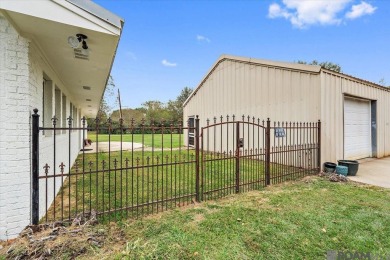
(200, 115, 321, 201)
(31, 110, 320, 225)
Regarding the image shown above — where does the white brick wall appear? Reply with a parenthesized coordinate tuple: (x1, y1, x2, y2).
(0, 13, 31, 240)
(0, 14, 83, 240)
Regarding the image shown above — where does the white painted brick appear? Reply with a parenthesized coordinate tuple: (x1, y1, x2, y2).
(17, 63, 28, 71)
(7, 50, 16, 57)
(0, 13, 31, 240)
(17, 51, 28, 59)
(0, 12, 83, 241)
(6, 62, 16, 69)
(5, 74, 17, 81)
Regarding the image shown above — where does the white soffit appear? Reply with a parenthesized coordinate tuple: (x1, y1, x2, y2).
(0, 0, 120, 35)
(0, 0, 123, 117)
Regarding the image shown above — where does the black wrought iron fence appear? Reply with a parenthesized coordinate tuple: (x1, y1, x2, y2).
(31, 109, 321, 225)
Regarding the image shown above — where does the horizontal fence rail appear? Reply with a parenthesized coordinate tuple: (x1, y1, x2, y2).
(31, 109, 321, 225)
(200, 115, 321, 201)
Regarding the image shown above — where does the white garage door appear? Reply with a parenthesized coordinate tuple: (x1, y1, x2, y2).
(344, 97, 371, 160)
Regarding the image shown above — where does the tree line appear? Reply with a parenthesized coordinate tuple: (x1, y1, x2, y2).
(87, 81, 192, 130)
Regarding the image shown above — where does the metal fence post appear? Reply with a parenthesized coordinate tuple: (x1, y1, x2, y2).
(235, 122, 240, 193)
(195, 115, 200, 202)
(265, 118, 271, 186)
(32, 108, 40, 225)
(317, 120, 321, 171)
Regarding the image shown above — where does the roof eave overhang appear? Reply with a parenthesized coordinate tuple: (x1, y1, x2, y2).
(0, 0, 122, 36)
(0, 0, 124, 118)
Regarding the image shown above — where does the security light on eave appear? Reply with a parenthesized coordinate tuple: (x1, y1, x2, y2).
(68, 36, 79, 48)
(68, 34, 88, 49)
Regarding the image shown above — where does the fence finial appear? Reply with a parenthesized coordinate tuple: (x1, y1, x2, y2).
(52, 116, 58, 126)
(67, 116, 73, 126)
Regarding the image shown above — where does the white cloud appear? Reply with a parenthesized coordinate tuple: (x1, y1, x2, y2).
(346, 1, 377, 19)
(268, 0, 376, 28)
(196, 35, 211, 43)
(162, 59, 177, 67)
(125, 51, 137, 60)
(269, 3, 291, 19)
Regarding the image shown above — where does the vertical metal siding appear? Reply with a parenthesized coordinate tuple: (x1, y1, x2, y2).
(184, 60, 321, 146)
(185, 59, 390, 164)
(320, 71, 390, 163)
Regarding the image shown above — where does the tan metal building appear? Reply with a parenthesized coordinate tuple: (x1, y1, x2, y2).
(183, 54, 390, 164)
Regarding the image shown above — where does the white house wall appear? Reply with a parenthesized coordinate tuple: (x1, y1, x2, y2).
(29, 43, 84, 220)
(320, 71, 390, 163)
(0, 13, 84, 240)
(0, 13, 31, 240)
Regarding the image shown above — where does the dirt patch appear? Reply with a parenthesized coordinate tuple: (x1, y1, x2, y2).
(192, 213, 205, 223)
(301, 175, 320, 183)
(1, 224, 95, 259)
(0, 214, 127, 259)
(318, 172, 349, 182)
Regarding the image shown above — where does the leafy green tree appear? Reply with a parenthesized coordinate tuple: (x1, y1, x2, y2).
(89, 86, 193, 128)
(142, 100, 172, 123)
(176, 87, 193, 106)
(111, 108, 145, 125)
(166, 87, 193, 123)
(297, 60, 342, 73)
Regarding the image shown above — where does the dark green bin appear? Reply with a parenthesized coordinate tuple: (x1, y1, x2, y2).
(338, 160, 359, 176)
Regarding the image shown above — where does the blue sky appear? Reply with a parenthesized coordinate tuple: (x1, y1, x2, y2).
(94, 0, 390, 109)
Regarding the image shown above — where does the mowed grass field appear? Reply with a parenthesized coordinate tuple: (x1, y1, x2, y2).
(3, 177, 390, 259)
(44, 147, 309, 223)
(87, 131, 184, 148)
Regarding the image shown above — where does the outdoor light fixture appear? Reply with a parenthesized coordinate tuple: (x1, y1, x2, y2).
(82, 40, 88, 50)
(67, 34, 88, 49)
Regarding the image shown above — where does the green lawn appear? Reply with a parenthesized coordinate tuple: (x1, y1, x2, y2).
(87, 132, 184, 148)
(45, 150, 308, 223)
(81, 178, 390, 259)
(4, 177, 390, 259)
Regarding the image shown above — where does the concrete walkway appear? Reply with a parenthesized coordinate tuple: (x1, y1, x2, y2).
(348, 157, 390, 188)
(82, 142, 187, 153)
(83, 142, 143, 153)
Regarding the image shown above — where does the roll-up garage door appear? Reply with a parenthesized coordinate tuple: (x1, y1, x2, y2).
(344, 97, 371, 160)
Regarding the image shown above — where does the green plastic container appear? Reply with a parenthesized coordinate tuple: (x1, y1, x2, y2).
(336, 165, 348, 176)
(323, 162, 337, 173)
(338, 160, 359, 176)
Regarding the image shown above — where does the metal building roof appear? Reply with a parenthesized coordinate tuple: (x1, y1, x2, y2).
(183, 54, 386, 107)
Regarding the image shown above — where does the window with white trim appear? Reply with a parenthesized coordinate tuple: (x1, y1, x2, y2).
(43, 76, 53, 136)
